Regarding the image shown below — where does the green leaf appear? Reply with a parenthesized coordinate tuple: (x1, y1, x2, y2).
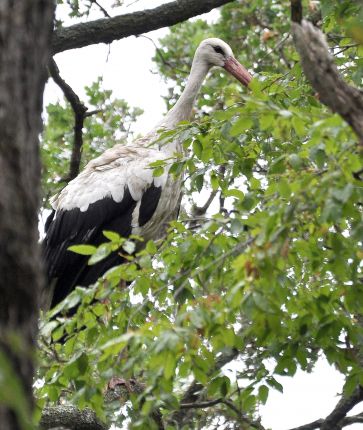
(103, 230, 121, 242)
(258, 385, 269, 404)
(88, 244, 112, 265)
(153, 166, 165, 177)
(195, 174, 204, 192)
(68, 244, 97, 255)
(230, 117, 253, 136)
(223, 188, 244, 200)
(163, 352, 177, 380)
(260, 114, 274, 130)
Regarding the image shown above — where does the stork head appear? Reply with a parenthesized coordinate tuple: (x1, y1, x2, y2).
(195, 38, 252, 87)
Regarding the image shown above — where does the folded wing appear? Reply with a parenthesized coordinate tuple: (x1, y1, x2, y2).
(43, 145, 170, 307)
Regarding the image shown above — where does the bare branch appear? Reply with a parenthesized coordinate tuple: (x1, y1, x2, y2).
(136, 34, 188, 75)
(292, 20, 363, 145)
(192, 190, 218, 217)
(171, 347, 239, 426)
(52, 0, 236, 54)
(179, 397, 265, 430)
(89, 0, 111, 18)
(48, 58, 88, 181)
(222, 399, 266, 430)
(180, 398, 224, 409)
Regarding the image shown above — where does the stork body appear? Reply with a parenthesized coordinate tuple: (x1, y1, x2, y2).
(44, 38, 252, 307)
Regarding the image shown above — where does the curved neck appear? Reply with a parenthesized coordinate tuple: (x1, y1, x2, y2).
(162, 59, 210, 129)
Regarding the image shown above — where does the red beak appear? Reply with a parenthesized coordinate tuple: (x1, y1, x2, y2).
(223, 57, 252, 87)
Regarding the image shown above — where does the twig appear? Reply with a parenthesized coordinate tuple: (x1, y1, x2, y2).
(180, 398, 223, 409)
(89, 0, 111, 18)
(222, 399, 266, 430)
(172, 237, 254, 299)
(180, 397, 265, 430)
(332, 43, 359, 57)
(85, 109, 103, 117)
(171, 347, 239, 426)
(192, 190, 218, 216)
(136, 34, 188, 76)
(256, 33, 291, 66)
(48, 58, 88, 181)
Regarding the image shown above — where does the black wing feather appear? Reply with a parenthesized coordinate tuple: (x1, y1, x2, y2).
(139, 184, 162, 226)
(44, 187, 139, 307)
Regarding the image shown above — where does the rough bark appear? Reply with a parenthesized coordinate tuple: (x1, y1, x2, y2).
(52, 0, 235, 54)
(292, 20, 363, 145)
(40, 406, 107, 430)
(0, 1, 55, 428)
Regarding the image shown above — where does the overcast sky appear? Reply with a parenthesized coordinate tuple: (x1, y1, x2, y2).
(44, 1, 361, 428)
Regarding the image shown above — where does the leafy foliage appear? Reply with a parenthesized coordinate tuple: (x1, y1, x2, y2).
(38, 1, 363, 429)
(41, 77, 142, 202)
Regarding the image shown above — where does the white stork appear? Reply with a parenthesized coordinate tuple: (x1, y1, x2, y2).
(44, 38, 252, 307)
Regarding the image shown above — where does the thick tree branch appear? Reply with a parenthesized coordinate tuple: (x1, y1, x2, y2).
(179, 397, 265, 430)
(287, 387, 363, 430)
(287, 413, 363, 430)
(40, 405, 107, 430)
(48, 58, 88, 181)
(292, 20, 363, 145)
(52, 0, 236, 54)
(320, 386, 363, 430)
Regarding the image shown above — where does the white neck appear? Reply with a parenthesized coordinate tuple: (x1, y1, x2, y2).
(133, 57, 211, 154)
(163, 59, 210, 128)
(148, 58, 210, 154)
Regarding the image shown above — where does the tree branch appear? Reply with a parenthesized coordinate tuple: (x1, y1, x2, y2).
(221, 399, 266, 430)
(180, 398, 224, 409)
(52, 0, 236, 54)
(48, 58, 88, 181)
(291, 19, 363, 145)
(179, 397, 265, 430)
(320, 386, 363, 430)
(88, 0, 111, 18)
(286, 387, 363, 430)
(39, 405, 108, 430)
(171, 347, 239, 426)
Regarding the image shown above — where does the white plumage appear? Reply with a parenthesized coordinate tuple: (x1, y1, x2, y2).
(52, 146, 169, 212)
(44, 38, 252, 307)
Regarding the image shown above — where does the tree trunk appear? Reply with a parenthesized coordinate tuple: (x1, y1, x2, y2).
(0, 1, 55, 428)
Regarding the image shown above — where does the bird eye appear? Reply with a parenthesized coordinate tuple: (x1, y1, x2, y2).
(213, 46, 224, 55)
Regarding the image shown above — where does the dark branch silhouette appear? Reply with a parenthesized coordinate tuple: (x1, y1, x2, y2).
(52, 0, 236, 54)
(48, 58, 90, 181)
